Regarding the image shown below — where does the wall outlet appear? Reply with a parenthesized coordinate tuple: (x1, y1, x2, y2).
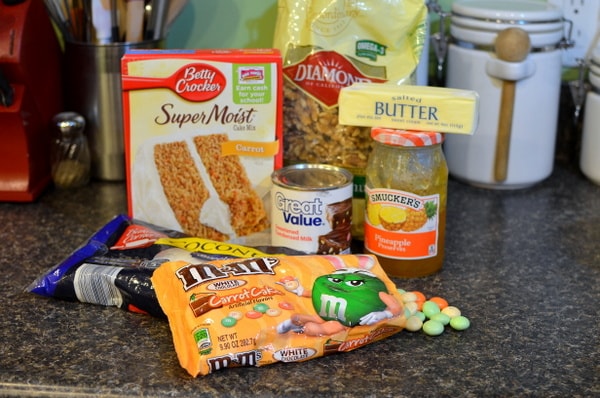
(548, 0, 600, 67)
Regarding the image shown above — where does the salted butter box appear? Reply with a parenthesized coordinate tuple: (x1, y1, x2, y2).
(339, 83, 479, 135)
(121, 49, 283, 246)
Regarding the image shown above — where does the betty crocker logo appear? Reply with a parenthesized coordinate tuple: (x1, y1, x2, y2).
(283, 51, 385, 107)
(122, 63, 227, 102)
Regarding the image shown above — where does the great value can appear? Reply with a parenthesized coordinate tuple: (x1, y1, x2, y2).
(271, 164, 353, 254)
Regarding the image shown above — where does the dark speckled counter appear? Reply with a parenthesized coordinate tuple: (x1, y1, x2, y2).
(0, 163, 598, 397)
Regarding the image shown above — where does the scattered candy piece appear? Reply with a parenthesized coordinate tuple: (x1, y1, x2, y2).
(412, 291, 426, 309)
(401, 291, 418, 303)
(429, 296, 448, 309)
(441, 306, 461, 318)
(412, 292, 425, 310)
(398, 289, 469, 336)
(450, 315, 471, 331)
(412, 291, 426, 302)
(430, 312, 450, 326)
(422, 300, 441, 318)
(423, 320, 444, 336)
(404, 301, 419, 315)
(405, 315, 423, 332)
(414, 311, 426, 322)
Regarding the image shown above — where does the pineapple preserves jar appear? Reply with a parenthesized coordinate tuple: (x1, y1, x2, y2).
(364, 128, 448, 277)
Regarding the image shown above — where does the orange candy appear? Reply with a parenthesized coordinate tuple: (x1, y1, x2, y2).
(429, 296, 448, 309)
(411, 290, 426, 302)
(411, 291, 426, 310)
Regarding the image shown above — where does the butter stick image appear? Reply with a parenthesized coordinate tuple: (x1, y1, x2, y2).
(339, 83, 479, 135)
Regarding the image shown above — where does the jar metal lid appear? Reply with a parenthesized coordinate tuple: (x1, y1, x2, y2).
(450, 0, 564, 48)
(452, 0, 563, 24)
(271, 163, 353, 190)
(371, 128, 444, 147)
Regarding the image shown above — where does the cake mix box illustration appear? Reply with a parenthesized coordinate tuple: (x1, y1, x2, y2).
(122, 49, 283, 246)
(151, 254, 406, 377)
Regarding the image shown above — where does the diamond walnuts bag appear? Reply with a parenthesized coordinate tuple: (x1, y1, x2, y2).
(273, 0, 427, 238)
(273, 0, 427, 170)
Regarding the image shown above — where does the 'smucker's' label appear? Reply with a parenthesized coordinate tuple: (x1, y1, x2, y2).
(364, 187, 440, 259)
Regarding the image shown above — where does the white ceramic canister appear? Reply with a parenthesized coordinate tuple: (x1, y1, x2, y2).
(443, 0, 565, 189)
(580, 48, 600, 185)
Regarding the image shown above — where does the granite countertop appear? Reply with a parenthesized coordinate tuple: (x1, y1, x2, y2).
(0, 162, 598, 397)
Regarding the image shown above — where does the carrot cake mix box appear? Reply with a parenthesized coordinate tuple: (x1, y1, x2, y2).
(121, 49, 283, 246)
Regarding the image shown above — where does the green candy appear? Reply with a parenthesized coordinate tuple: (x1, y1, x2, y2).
(430, 312, 450, 325)
(312, 269, 388, 327)
(450, 315, 471, 331)
(422, 300, 441, 318)
(422, 319, 444, 336)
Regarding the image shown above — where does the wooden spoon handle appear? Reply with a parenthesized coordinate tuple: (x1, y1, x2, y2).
(494, 80, 516, 182)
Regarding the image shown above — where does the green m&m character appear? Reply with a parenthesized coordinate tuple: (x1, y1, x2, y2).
(311, 268, 388, 327)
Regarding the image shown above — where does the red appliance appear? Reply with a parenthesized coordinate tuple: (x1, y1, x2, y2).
(0, 0, 62, 201)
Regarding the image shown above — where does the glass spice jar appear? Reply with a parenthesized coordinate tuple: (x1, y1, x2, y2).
(364, 128, 448, 278)
(51, 112, 91, 189)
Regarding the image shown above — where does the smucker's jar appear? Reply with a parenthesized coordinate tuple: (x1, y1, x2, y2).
(364, 128, 448, 278)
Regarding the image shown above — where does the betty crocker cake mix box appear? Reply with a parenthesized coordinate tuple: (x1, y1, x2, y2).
(121, 49, 283, 246)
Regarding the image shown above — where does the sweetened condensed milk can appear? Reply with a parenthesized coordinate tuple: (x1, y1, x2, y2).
(364, 128, 448, 277)
(271, 164, 353, 255)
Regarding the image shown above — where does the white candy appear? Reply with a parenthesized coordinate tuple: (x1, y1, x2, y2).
(404, 301, 419, 315)
(441, 306, 461, 318)
(405, 315, 423, 332)
(401, 292, 418, 303)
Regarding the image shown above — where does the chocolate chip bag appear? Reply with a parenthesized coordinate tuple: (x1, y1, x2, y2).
(151, 254, 405, 376)
(27, 214, 300, 317)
